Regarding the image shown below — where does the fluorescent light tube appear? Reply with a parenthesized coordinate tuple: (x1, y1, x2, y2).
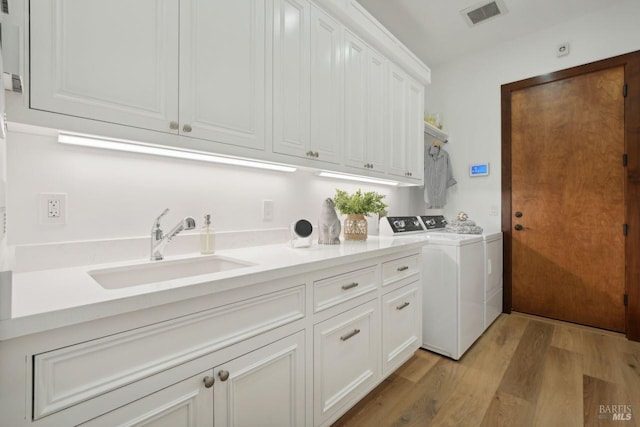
(317, 171, 399, 186)
(58, 132, 297, 173)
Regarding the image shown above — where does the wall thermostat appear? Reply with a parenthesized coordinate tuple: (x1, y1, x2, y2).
(469, 163, 490, 177)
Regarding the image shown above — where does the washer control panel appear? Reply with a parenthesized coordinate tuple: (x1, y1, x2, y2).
(420, 215, 447, 230)
(381, 216, 425, 234)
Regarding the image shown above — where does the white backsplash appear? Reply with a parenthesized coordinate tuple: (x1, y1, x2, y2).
(5, 126, 419, 271)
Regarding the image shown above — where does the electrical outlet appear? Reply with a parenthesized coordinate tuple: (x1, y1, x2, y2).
(262, 200, 274, 222)
(489, 205, 499, 216)
(39, 193, 67, 225)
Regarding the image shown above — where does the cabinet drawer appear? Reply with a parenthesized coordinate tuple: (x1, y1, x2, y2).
(33, 285, 305, 419)
(313, 265, 378, 312)
(382, 283, 420, 374)
(382, 254, 419, 286)
(314, 300, 379, 425)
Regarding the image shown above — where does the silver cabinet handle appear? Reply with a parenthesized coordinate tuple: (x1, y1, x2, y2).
(397, 266, 409, 272)
(183, 124, 192, 133)
(340, 329, 361, 341)
(169, 121, 179, 130)
(218, 370, 229, 382)
(341, 282, 359, 291)
(396, 302, 410, 311)
(203, 376, 215, 388)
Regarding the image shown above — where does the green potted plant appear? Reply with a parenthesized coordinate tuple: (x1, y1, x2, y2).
(333, 189, 387, 240)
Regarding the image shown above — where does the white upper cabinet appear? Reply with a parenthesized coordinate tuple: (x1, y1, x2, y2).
(179, 0, 266, 150)
(273, 0, 342, 164)
(309, 5, 343, 164)
(388, 64, 423, 183)
(272, 0, 311, 159)
(30, 0, 180, 133)
(343, 31, 367, 170)
(28, 0, 426, 183)
(405, 77, 425, 182)
(387, 64, 408, 178)
(344, 31, 386, 173)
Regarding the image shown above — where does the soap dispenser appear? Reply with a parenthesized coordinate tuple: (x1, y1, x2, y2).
(200, 214, 215, 255)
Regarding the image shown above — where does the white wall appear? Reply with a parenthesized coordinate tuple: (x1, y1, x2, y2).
(6, 127, 416, 247)
(423, 0, 640, 231)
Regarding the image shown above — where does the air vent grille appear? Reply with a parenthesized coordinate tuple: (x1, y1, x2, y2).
(461, 0, 507, 27)
(1, 0, 9, 15)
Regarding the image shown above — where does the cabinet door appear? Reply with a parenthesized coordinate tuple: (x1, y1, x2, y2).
(214, 331, 305, 427)
(272, 0, 311, 158)
(179, 0, 266, 150)
(30, 0, 179, 133)
(365, 48, 387, 172)
(343, 30, 367, 170)
(80, 370, 213, 427)
(314, 300, 379, 426)
(387, 64, 408, 178)
(309, 5, 343, 164)
(382, 283, 420, 375)
(405, 77, 424, 183)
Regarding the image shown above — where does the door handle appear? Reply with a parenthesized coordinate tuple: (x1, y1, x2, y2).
(514, 224, 523, 231)
(515, 212, 523, 218)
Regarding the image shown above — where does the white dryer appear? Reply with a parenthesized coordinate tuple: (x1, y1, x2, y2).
(421, 233, 485, 360)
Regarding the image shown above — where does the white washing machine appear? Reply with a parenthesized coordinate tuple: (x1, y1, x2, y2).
(421, 233, 485, 360)
(380, 216, 487, 360)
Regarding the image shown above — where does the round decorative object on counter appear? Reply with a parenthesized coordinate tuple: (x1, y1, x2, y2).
(343, 214, 368, 241)
(293, 219, 313, 238)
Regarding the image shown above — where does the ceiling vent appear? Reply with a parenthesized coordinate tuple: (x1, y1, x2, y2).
(461, 0, 508, 27)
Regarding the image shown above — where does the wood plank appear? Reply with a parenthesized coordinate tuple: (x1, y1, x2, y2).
(480, 391, 533, 427)
(332, 374, 414, 427)
(496, 320, 553, 402)
(532, 347, 583, 427)
(395, 349, 440, 383)
(550, 324, 584, 354)
(427, 314, 530, 426)
(582, 332, 625, 384)
(583, 375, 636, 427)
(382, 357, 467, 426)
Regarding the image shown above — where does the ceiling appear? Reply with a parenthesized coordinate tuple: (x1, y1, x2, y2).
(356, 0, 621, 66)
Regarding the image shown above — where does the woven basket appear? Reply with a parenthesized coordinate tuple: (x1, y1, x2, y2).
(343, 214, 368, 241)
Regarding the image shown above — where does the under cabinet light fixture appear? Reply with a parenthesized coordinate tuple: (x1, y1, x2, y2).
(57, 132, 297, 173)
(317, 171, 399, 186)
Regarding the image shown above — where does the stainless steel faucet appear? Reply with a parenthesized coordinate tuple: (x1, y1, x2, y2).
(150, 208, 196, 261)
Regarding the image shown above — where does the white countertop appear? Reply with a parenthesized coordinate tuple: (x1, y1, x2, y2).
(0, 236, 428, 341)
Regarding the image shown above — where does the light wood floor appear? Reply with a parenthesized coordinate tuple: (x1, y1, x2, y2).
(333, 313, 640, 427)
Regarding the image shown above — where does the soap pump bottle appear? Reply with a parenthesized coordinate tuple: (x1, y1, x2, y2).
(200, 214, 215, 255)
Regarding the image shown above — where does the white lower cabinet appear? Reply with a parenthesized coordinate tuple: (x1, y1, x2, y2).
(80, 331, 305, 427)
(314, 300, 380, 426)
(3, 250, 423, 427)
(382, 283, 421, 375)
(213, 331, 305, 427)
(80, 370, 214, 427)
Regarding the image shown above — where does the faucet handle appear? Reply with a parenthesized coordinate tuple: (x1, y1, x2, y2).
(152, 208, 170, 232)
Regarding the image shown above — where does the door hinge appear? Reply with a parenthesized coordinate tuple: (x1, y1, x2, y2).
(623, 83, 628, 98)
(623, 224, 628, 236)
(623, 154, 628, 166)
(624, 294, 628, 307)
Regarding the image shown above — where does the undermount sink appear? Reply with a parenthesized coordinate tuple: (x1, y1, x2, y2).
(89, 255, 256, 290)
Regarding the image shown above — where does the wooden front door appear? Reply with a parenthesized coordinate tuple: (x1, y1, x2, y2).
(509, 66, 626, 332)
